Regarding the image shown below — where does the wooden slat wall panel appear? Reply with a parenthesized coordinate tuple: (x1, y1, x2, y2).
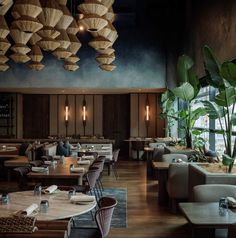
(138, 94, 147, 137)
(85, 95, 93, 136)
(76, 95, 83, 136)
(58, 95, 66, 136)
(148, 94, 157, 138)
(156, 94, 165, 137)
(16, 94, 23, 138)
(94, 95, 103, 136)
(130, 94, 139, 137)
(67, 95, 75, 136)
(49, 95, 58, 136)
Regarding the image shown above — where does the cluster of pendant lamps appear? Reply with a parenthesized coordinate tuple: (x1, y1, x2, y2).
(0, 0, 118, 72)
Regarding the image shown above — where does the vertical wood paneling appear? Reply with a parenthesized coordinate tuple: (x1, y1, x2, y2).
(58, 95, 66, 136)
(94, 95, 103, 136)
(67, 95, 75, 136)
(49, 95, 58, 136)
(139, 94, 146, 137)
(85, 95, 93, 136)
(76, 95, 83, 136)
(16, 94, 23, 138)
(156, 94, 165, 137)
(130, 94, 139, 137)
(148, 94, 157, 138)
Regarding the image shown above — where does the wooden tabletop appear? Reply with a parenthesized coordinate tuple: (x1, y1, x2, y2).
(0, 190, 96, 221)
(152, 162, 169, 170)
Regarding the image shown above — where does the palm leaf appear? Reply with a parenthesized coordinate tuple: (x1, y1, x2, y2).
(201, 100, 225, 119)
(221, 62, 236, 87)
(172, 82, 195, 101)
(215, 87, 236, 107)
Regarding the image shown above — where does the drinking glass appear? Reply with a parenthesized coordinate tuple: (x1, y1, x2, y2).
(34, 184, 42, 196)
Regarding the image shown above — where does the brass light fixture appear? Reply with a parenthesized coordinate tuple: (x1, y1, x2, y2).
(99, 63, 116, 71)
(82, 96, 86, 136)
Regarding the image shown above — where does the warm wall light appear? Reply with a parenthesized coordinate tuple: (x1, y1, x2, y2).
(82, 96, 86, 135)
(65, 97, 69, 125)
(145, 96, 150, 122)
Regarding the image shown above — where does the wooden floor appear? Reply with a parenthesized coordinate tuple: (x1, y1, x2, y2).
(102, 160, 190, 238)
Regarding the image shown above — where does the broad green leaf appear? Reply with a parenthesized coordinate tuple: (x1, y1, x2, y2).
(201, 100, 225, 119)
(190, 107, 206, 127)
(221, 62, 236, 87)
(177, 55, 194, 84)
(192, 130, 204, 136)
(172, 82, 195, 101)
(203, 45, 223, 88)
(179, 110, 188, 119)
(222, 154, 234, 166)
(231, 113, 236, 126)
(188, 68, 200, 98)
(215, 87, 236, 107)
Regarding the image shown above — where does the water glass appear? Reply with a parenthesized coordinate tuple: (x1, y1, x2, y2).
(68, 189, 76, 199)
(219, 197, 228, 216)
(1, 193, 9, 205)
(40, 200, 49, 213)
(34, 184, 42, 196)
(70, 164, 74, 172)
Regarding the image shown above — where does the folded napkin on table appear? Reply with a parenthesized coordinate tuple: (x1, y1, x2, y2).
(227, 197, 236, 208)
(44, 160, 57, 165)
(53, 155, 62, 160)
(77, 160, 90, 165)
(43, 185, 58, 194)
(70, 167, 85, 173)
(6, 146, 17, 150)
(82, 155, 94, 160)
(31, 167, 48, 173)
(70, 194, 95, 203)
(101, 147, 110, 150)
(18, 203, 38, 216)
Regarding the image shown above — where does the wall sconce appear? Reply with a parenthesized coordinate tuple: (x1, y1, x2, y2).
(145, 95, 150, 136)
(82, 96, 86, 135)
(65, 96, 69, 137)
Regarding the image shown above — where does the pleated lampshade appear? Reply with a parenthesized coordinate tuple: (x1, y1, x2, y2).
(0, 55, 9, 63)
(67, 19, 79, 35)
(65, 54, 80, 63)
(0, 38, 11, 55)
(91, 22, 111, 39)
(96, 53, 115, 64)
(38, 0, 63, 27)
(78, 0, 108, 16)
(38, 37, 60, 51)
(29, 32, 41, 45)
(64, 61, 79, 71)
(99, 63, 116, 71)
(0, 63, 9, 72)
(56, 5, 73, 30)
(12, 16, 43, 33)
(68, 34, 81, 54)
(10, 26, 33, 44)
(106, 23, 117, 42)
(10, 52, 30, 63)
(11, 43, 31, 54)
(38, 26, 60, 39)
(28, 45, 43, 62)
(56, 29, 70, 49)
(0, 0, 13, 15)
(0, 16, 9, 39)
(12, 0, 42, 18)
(28, 61, 44, 70)
(78, 14, 108, 32)
(100, 0, 114, 8)
(88, 36, 112, 50)
(58, 0, 67, 5)
(53, 48, 72, 59)
(96, 46, 114, 55)
(104, 7, 115, 23)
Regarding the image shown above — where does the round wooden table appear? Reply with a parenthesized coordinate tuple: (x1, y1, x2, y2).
(0, 190, 96, 221)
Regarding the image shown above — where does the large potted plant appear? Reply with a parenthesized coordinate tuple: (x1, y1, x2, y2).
(202, 45, 236, 172)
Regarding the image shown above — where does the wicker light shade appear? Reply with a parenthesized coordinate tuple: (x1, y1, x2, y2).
(0, 0, 13, 15)
(99, 63, 116, 71)
(100, 0, 114, 8)
(91, 22, 111, 39)
(58, 0, 67, 5)
(38, 37, 60, 51)
(68, 34, 81, 54)
(96, 53, 115, 64)
(12, 0, 42, 18)
(79, 14, 108, 32)
(12, 16, 43, 33)
(0, 16, 9, 39)
(38, 0, 63, 27)
(29, 45, 43, 62)
(10, 27, 33, 44)
(52, 48, 72, 59)
(107, 24, 117, 42)
(56, 29, 70, 49)
(29, 32, 41, 45)
(28, 61, 44, 70)
(0, 55, 8, 63)
(65, 54, 80, 63)
(0, 63, 9, 71)
(104, 7, 115, 23)
(64, 61, 79, 71)
(11, 43, 31, 54)
(67, 19, 79, 35)
(0, 38, 11, 55)
(56, 5, 73, 30)
(10, 52, 30, 63)
(88, 36, 111, 50)
(96, 46, 114, 55)
(38, 26, 60, 39)
(78, 0, 108, 16)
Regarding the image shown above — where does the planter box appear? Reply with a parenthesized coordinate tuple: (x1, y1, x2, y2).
(188, 163, 236, 201)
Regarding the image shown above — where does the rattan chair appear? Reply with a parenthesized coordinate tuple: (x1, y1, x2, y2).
(104, 149, 120, 179)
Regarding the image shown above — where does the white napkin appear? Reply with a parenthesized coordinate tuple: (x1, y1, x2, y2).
(70, 194, 95, 203)
(70, 167, 85, 173)
(77, 160, 90, 165)
(82, 155, 94, 160)
(53, 155, 62, 160)
(31, 167, 48, 172)
(101, 146, 110, 150)
(43, 185, 58, 194)
(20, 203, 38, 216)
(227, 197, 236, 207)
(44, 160, 57, 165)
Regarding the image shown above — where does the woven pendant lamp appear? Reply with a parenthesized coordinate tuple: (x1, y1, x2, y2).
(67, 19, 79, 35)
(99, 63, 116, 71)
(0, 16, 9, 39)
(0, 0, 13, 15)
(29, 45, 43, 62)
(0, 55, 8, 63)
(10, 52, 30, 63)
(56, 29, 70, 49)
(38, 37, 60, 51)
(53, 48, 72, 59)
(38, 26, 60, 39)
(68, 34, 81, 54)
(65, 54, 80, 63)
(78, 14, 108, 32)
(0, 38, 11, 55)
(96, 53, 115, 64)
(91, 22, 111, 39)
(88, 36, 111, 50)
(100, 0, 114, 8)
(58, 0, 67, 5)
(96, 46, 114, 55)
(28, 61, 44, 70)
(12, 16, 43, 33)
(106, 23, 117, 43)
(38, 0, 63, 27)
(10, 27, 33, 44)
(64, 61, 79, 71)
(78, 0, 108, 16)
(0, 63, 9, 71)
(12, 0, 42, 18)
(11, 43, 31, 54)
(104, 7, 115, 23)
(56, 5, 73, 30)
(29, 32, 41, 45)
